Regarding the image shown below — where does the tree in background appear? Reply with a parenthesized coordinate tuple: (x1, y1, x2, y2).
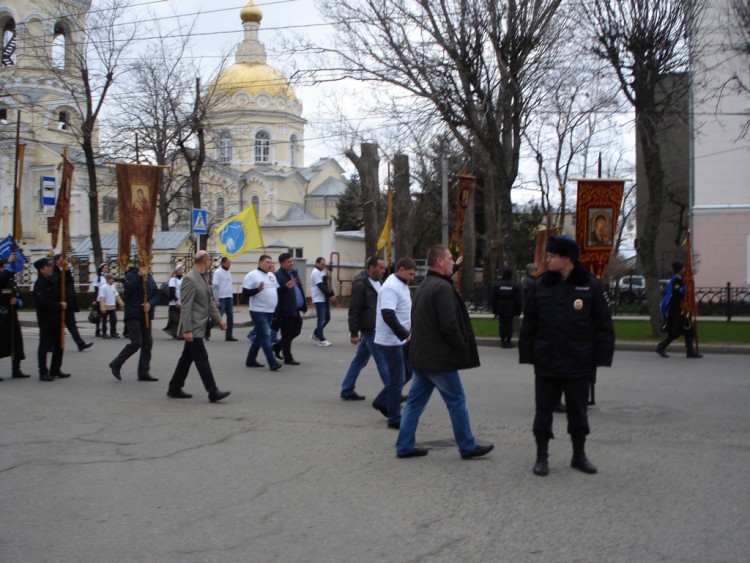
(334, 175, 364, 231)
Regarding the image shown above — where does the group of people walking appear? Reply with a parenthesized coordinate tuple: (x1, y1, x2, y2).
(11, 235, 707, 475)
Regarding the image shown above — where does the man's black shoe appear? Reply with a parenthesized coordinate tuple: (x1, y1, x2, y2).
(39, 374, 55, 382)
(387, 421, 400, 430)
(246, 361, 265, 368)
(687, 353, 703, 358)
(209, 389, 231, 403)
(138, 375, 159, 382)
(270, 363, 282, 371)
(285, 360, 300, 365)
(54, 372, 71, 379)
(226, 337, 239, 342)
(460, 444, 494, 460)
(341, 392, 366, 401)
(655, 346, 668, 358)
(397, 448, 429, 459)
(372, 403, 388, 418)
(273, 345, 283, 360)
(571, 456, 598, 474)
(112, 334, 121, 339)
(109, 363, 121, 381)
(78, 342, 93, 351)
(12, 371, 30, 379)
(167, 389, 192, 399)
(533, 458, 549, 476)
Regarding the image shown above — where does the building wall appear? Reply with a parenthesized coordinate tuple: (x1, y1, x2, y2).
(691, 0, 750, 287)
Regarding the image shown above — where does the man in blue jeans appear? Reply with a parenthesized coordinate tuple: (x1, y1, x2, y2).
(396, 245, 494, 460)
(310, 256, 335, 346)
(375, 257, 416, 429)
(212, 256, 237, 341)
(242, 255, 282, 371)
(340, 256, 389, 401)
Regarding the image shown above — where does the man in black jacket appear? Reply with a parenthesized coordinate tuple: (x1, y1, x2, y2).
(109, 264, 161, 382)
(52, 254, 92, 352)
(519, 236, 615, 476)
(33, 258, 70, 381)
(492, 267, 522, 348)
(273, 253, 307, 365)
(395, 245, 494, 460)
(339, 256, 389, 401)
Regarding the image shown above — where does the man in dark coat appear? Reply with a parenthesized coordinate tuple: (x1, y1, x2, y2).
(33, 257, 70, 381)
(109, 264, 161, 382)
(339, 256, 389, 401)
(395, 245, 494, 460)
(492, 267, 522, 348)
(51, 254, 92, 352)
(273, 252, 307, 365)
(0, 255, 28, 379)
(656, 261, 702, 358)
(519, 236, 614, 476)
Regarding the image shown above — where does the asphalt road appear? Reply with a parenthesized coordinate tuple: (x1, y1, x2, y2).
(1, 309, 748, 562)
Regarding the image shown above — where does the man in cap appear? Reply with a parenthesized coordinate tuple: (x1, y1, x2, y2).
(33, 257, 70, 381)
(519, 236, 614, 476)
(656, 261, 702, 358)
(51, 254, 93, 352)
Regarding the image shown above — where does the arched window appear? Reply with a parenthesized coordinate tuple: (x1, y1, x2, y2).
(216, 197, 225, 220)
(2, 19, 16, 67)
(251, 195, 260, 216)
(52, 23, 67, 69)
(218, 131, 232, 163)
(255, 130, 270, 164)
(289, 134, 299, 167)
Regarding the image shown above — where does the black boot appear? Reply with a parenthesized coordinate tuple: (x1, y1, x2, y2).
(571, 437, 597, 474)
(533, 438, 549, 476)
(12, 360, 30, 378)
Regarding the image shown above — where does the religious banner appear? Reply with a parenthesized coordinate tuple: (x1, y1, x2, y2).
(449, 166, 476, 294)
(50, 154, 73, 252)
(574, 178, 625, 279)
(532, 226, 560, 277)
(115, 163, 161, 270)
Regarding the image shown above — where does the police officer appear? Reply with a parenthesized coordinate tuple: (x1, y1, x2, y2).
(519, 236, 614, 476)
(33, 257, 70, 381)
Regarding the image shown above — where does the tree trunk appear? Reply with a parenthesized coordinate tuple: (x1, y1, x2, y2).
(392, 153, 414, 261)
(345, 143, 380, 259)
(634, 110, 667, 336)
(82, 127, 103, 266)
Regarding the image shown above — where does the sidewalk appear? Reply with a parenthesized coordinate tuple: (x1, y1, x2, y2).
(18, 308, 750, 355)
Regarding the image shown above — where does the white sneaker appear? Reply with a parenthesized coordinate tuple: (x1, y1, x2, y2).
(310, 333, 320, 342)
(318, 340, 332, 347)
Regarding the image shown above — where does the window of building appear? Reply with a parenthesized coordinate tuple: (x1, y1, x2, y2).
(218, 131, 232, 163)
(0, 108, 7, 123)
(102, 197, 118, 222)
(216, 197, 225, 220)
(58, 111, 69, 130)
(2, 19, 16, 67)
(289, 134, 299, 167)
(52, 23, 68, 69)
(288, 247, 303, 259)
(255, 130, 270, 163)
(251, 195, 260, 215)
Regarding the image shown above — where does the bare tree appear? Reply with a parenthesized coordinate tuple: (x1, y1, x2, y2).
(345, 142, 381, 258)
(583, 0, 706, 335)
(32, 0, 138, 265)
(392, 153, 414, 260)
(318, 0, 567, 279)
(107, 18, 199, 231)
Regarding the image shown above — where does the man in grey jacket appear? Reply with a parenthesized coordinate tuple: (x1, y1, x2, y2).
(167, 251, 231, 402)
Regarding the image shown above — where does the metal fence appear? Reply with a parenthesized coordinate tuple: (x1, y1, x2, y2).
(461, 281, 750, 320)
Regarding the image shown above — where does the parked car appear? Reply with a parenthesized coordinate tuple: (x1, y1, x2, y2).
(618, 275, 646, 298)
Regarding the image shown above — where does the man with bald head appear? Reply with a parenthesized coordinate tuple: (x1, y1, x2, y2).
(167, 251, 231, 403)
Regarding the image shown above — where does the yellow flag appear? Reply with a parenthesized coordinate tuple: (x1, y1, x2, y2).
(214, 205, 264, 259)
(376, 185, 392, 254)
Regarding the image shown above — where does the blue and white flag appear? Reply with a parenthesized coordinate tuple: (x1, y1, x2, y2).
(0, 235, 28, 273)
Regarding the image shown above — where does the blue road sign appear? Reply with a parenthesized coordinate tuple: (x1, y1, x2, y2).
(192, 208, 208, 235)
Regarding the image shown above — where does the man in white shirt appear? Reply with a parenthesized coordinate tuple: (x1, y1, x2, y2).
(375, 257, 417, 429)
(242, 255, 281, 371)
(212, 256, 237, 341)
(310, 256, 335, 346)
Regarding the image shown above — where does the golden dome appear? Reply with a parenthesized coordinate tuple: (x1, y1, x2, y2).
(240, 0, 262, 24)
(214, 62, 297, 100)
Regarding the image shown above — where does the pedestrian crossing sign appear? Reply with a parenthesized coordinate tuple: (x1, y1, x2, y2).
(192, 208, 208, 234)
